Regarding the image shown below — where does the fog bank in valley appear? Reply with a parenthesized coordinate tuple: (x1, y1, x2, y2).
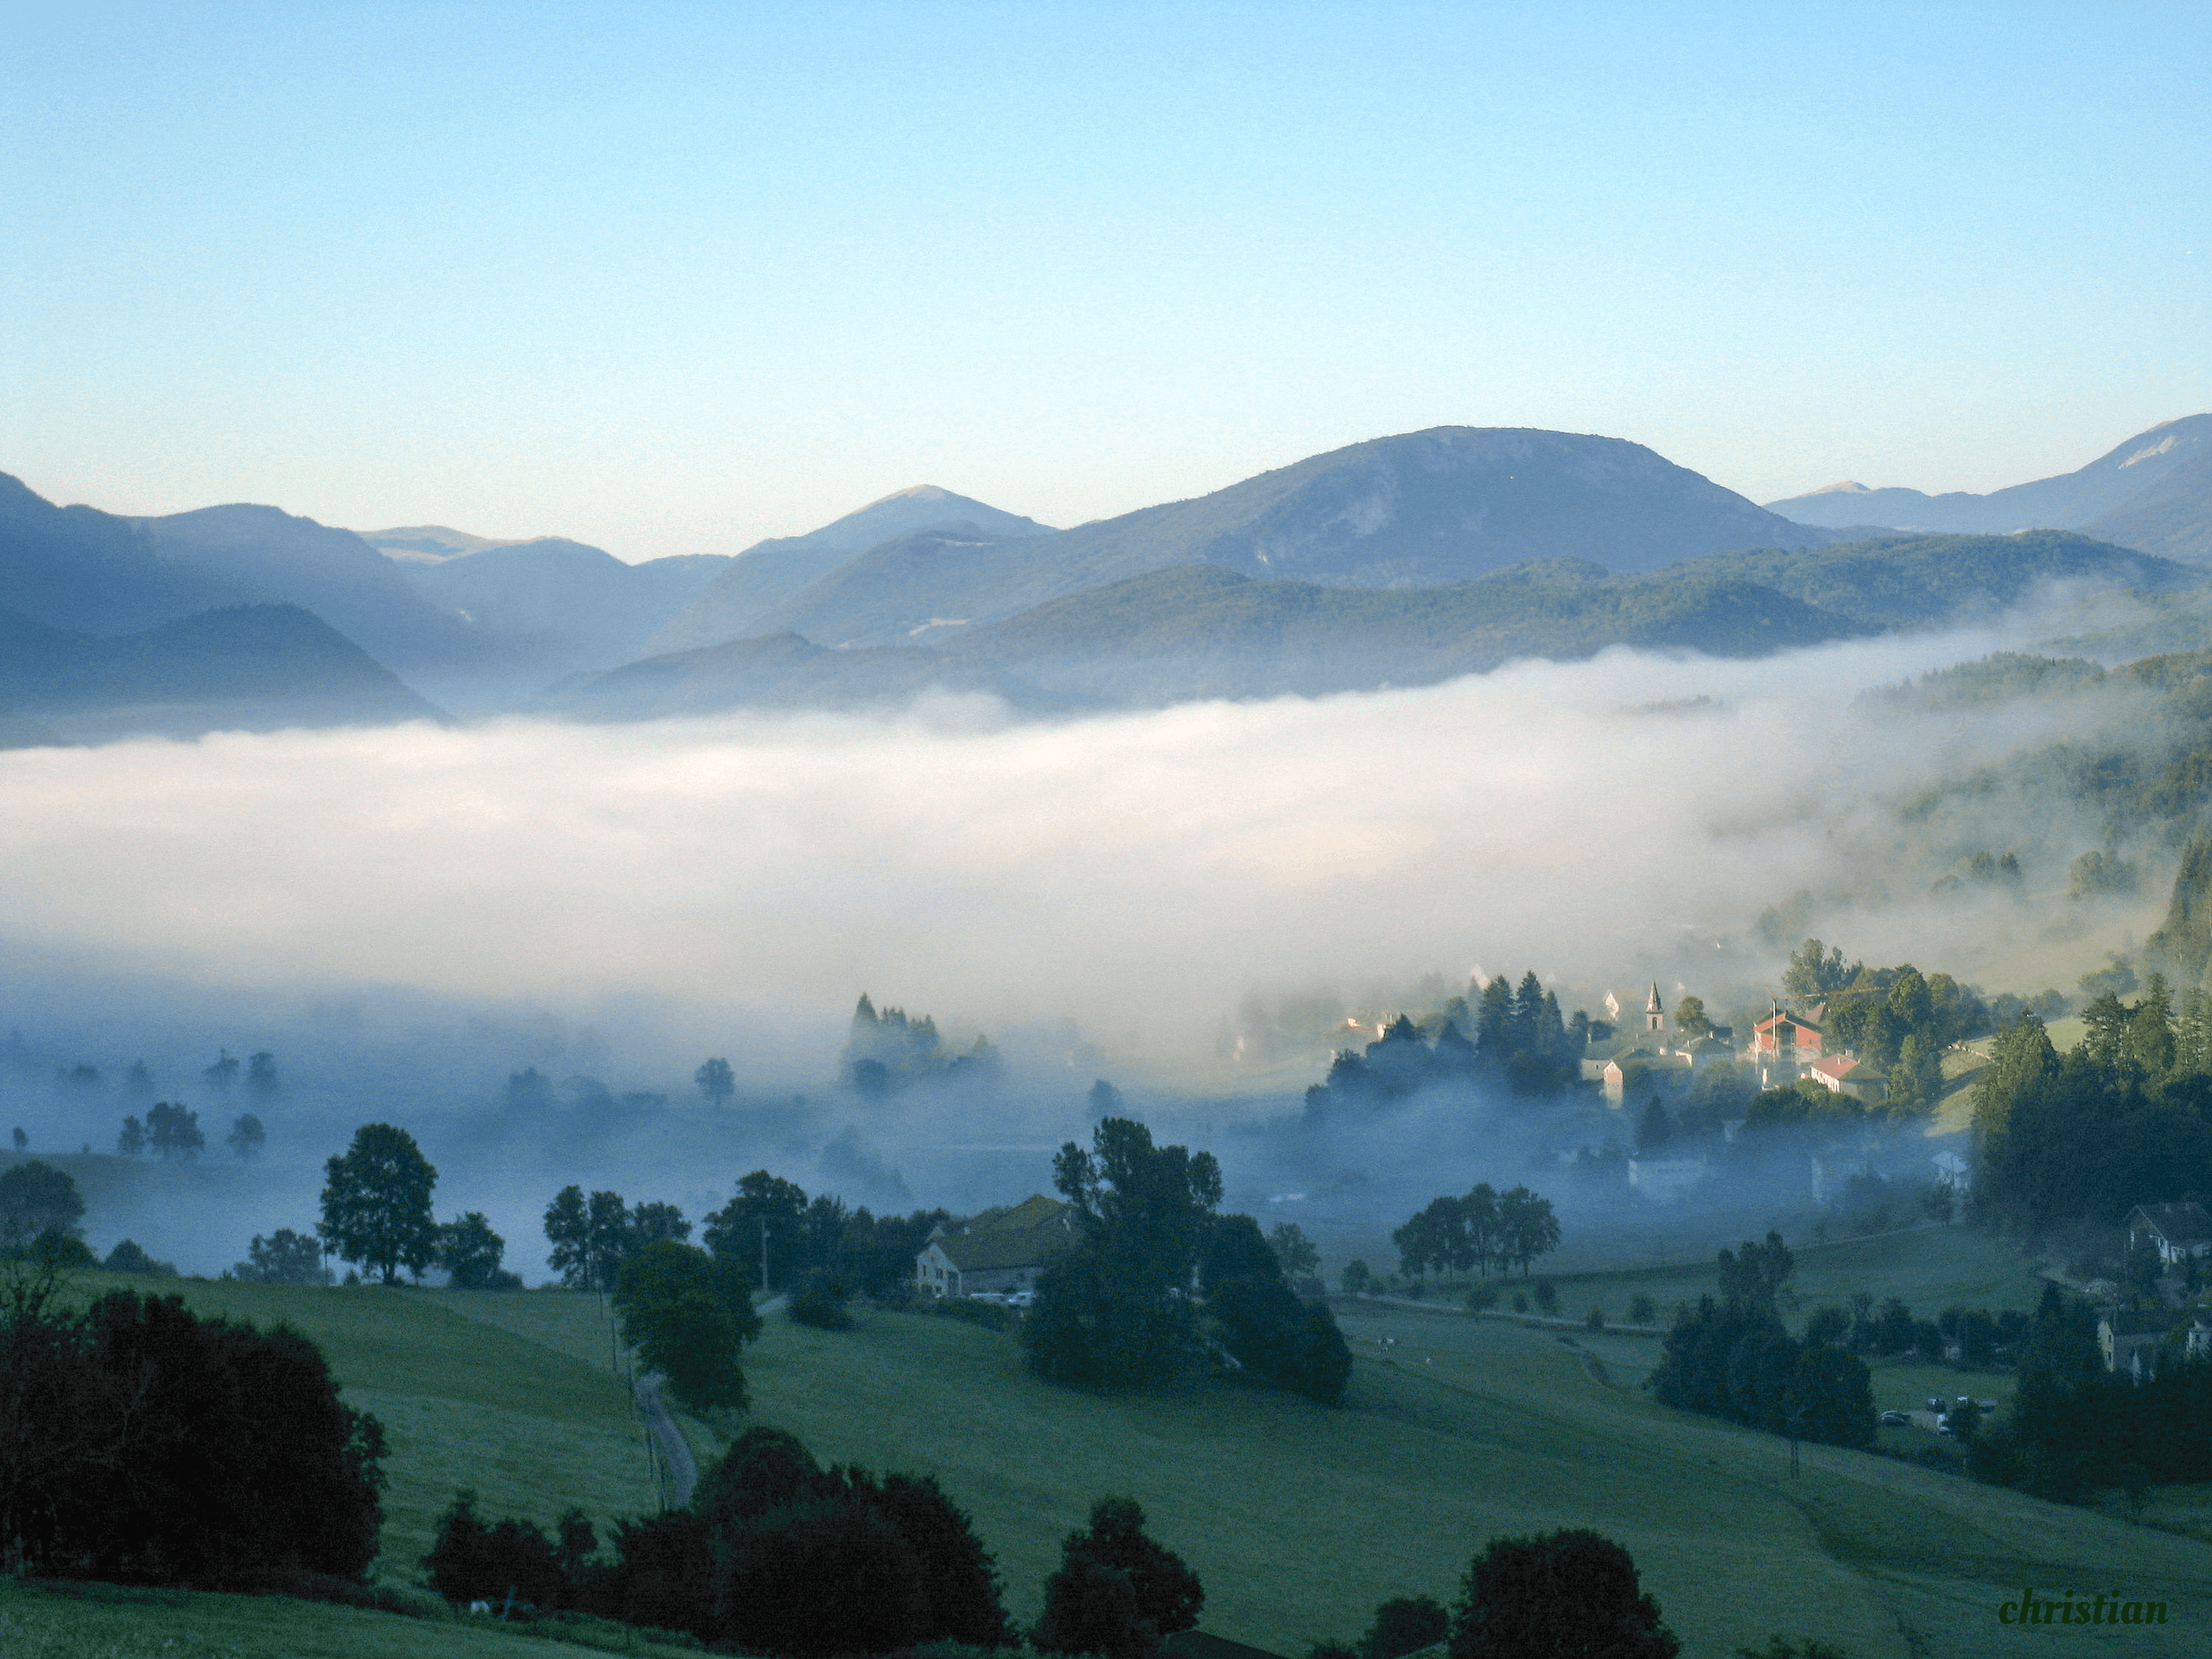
(0, 625, 2153, 1275)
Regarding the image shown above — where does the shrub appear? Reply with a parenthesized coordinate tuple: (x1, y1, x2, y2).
(1034, 1497, 1203, 1659)
(1585, 1307, 1606, 1331)
(1532, 1280, 1557, 1315)
(1627, 1293, 1656, 1324)
(787, 1267, 855, 1330)
(100, 1239, 179, 1276)
(1512, 1293, 1528, 1313)
(718, 1497, 928, 1657)
(1464, 1282, 1499, 1313)
(1360, 1593, 1449, 1659)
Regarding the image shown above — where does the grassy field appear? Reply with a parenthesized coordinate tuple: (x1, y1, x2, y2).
(730, 1300, 2205, 1658)
(0, 1579, 695, 1659)
(47, 1221, 2211, 1659)
(1377, 1222, 2052, 1333)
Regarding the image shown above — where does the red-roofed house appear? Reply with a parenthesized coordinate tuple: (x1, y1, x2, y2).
(1807, 1052, 1885, 1107)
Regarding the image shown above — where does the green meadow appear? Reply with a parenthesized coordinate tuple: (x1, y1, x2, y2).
(45, 1222, 2212, 1658)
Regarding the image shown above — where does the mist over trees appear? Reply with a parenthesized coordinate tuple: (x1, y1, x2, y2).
(232, 1228, 333, 1285)
(0, 1161, 85, 1254)
(1303, 972, 1584, 1122)
(841, 995, 1004, 1096)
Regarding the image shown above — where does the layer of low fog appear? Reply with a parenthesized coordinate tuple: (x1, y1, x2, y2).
(0, 624, 2166, 1275)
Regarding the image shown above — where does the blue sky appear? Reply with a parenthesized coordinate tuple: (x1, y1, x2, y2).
(5, 1, 2208, 559)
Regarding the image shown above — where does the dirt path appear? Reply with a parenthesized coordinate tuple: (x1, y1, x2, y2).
(633, 1372, 698, 1508)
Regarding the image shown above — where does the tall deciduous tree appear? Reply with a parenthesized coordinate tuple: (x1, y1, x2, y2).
(695, 1058, 735, 1103)
(1023, 1119, 1221, 1389)
(613, 1239, 757, 1410)
(319, 1124, 439, 1284)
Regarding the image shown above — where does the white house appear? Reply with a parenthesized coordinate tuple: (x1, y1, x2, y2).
(2126, 1202, 2212, 1267)
(915, 1194, 1080, 1299)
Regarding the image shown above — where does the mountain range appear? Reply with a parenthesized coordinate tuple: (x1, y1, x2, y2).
(1766, 414, 2212, 559)
(539, 530, 2191, 720)
(653, 428, 1839, 653)
(0, 602, 440, 741)
(7, 411, 2211, 740)
(647, 484, 1057, 655)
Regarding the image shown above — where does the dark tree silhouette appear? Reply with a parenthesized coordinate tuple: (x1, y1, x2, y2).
(613, 1239, 751, 1411)
(1034, 1497, 1203, 1659)
(0, 1161, 84, 1251)
(438, 1212, 519, 1290)
(695, 1058, 735, 1102)
(319, 1124, 439, 1284)
(1450, 1528, 1679, 1659)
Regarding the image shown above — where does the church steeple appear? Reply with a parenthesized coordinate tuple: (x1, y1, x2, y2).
(1646, 981, 1664, 1033)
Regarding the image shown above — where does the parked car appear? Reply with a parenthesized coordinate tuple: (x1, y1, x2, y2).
(1879, 1409, 1910, 1427)
(1006, 1290, 1035, 1309)
(1926, 1397, 1943, 1413)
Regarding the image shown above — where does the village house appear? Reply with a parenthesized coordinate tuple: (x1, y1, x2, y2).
(2098, 1308, 2170, 1379)
(1746, 1008, 1825, 1087)
(914, 1193, 1080, 1299)
(2188, 1313, 2212, 1361)
(1806, 1052, 1885, 1107)
(1931, 1150, 1971, 1197)
(2126, 1201, 2212, 1267)
(1600, 1048, 1692, 1107)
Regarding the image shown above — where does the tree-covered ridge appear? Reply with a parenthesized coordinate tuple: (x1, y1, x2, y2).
(546, 529, 2193, 722)
(1658, 529, 2198, 627)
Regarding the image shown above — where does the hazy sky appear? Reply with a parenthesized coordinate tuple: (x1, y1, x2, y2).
(7, 1, 2209, 560)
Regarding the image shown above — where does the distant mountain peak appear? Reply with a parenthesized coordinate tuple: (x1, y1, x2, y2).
(1806, 481, 1872, 495)
(861, 484, 961, 507)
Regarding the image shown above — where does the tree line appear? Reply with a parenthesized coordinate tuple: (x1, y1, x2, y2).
(1969, 1284, 2212, 1504)
(422, 1422, 1196, 1658)
(428, 1419, 1687, 1659)
(0, 1262, 386, 1588)
(1646, 1233, 1876, 1450)
(1388, 1183, 1561, 1281)
(1971, 981, 2212, 1233)
(1304, 970, 1587, 1120)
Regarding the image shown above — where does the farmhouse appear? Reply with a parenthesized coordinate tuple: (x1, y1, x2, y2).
(915, 1193, 1081, 1298)
(2098, 1308, 2169, 1379)
(2126, 1201, 2212, 1267)
(1931, 1150, 1971, 1197)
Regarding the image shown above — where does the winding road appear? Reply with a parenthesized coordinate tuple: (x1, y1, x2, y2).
(633, 1373, 698, 1507)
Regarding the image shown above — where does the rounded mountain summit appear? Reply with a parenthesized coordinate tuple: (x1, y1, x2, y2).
(653, 427, 1833, 653)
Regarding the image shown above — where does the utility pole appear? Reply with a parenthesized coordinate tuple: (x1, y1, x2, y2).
(761, 1217, 770, 1293)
